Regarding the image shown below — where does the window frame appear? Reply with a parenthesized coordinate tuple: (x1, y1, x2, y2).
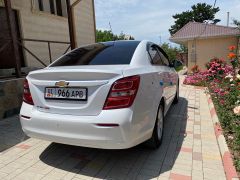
(49, 0, 55, 14)
(147, 43, 164, 66)
(56, 0, 63, 16)
(33, 0, 67, 18)
(155, 45, 171, 67)
(156, 48, 170, 66)
(37, 0, 43, 11)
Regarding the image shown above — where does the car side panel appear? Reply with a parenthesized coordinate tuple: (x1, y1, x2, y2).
(123, 66, 165, 141)
(164, 67, 179, 108)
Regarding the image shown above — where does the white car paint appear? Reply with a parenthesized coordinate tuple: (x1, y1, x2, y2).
(20, 40, 179, 149)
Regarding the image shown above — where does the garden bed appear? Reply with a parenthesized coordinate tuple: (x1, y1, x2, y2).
(184, 46, 240, 172)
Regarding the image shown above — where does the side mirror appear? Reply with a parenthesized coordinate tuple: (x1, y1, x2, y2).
(169, 63, 175, 68)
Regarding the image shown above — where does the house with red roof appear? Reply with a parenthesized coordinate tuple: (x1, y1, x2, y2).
(170, 22, 240, 71)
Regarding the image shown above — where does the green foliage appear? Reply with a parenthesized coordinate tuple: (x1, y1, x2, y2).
(170, 11, 193, 36)
(179, 44, 188, 53)
(96, 30, 134, 42)
(235, 159, 240, 172)
(233, 19, 240, 28)
(175, 65, 183, 72)
(160, 43, 180, 62)
(118, 32, 125, 40)
(191, 3, 220, 23)
(96, 30, 118, 42)
(169, 3, 220, 35)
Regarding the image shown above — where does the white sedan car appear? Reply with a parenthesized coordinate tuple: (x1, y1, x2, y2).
(20, 40, 179, 149)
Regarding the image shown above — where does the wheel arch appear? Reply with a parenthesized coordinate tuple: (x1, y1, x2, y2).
(160, 97, 166, 116)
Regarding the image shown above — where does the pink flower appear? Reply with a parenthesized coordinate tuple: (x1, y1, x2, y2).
(233, 106, 240, 116)
(220, 100, 225, 105)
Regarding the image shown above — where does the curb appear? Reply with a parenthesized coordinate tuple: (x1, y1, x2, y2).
(206, 93, 239, 180)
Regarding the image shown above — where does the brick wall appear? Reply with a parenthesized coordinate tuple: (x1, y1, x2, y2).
(0, 78, 24, 119)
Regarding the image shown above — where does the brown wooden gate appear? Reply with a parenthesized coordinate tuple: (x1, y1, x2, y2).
(0, 7, 24, 69)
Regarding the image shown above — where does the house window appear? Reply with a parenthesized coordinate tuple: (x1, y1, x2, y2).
(49, 0, 55, 14)
(35, 0, 67, 17)
(56, 0, 63, 16)
(37, 0, 43, 11)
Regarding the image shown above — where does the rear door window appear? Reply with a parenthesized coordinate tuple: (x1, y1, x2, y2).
(148, 45, 164, 65)
(157, 49, 170, 66)
(50, 41, 140, 66)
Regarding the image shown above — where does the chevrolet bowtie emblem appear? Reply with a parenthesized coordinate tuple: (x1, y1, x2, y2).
(55, 81, 69, 87)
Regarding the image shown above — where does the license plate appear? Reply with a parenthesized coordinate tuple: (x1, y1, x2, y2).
(45, 87, 87, 101)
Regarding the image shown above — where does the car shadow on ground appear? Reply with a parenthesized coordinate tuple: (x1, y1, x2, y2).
(0, 115, 29, 152)
(40, 97, 189, 179)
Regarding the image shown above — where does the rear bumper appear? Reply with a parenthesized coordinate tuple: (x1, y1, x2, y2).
(20, 103, 146, 149)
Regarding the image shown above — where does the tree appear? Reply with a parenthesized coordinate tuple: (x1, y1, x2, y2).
(96, 30, 135, 42)
(118, 31, 125, 40)
(160, 43, 180, 62)
(96, 30, 118, 42)
(233, 19, 240, 28)
(179, 44, 188, 53)
(169, 3, 220, 35)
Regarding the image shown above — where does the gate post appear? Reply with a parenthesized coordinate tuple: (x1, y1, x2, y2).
(4, 0, 21, 78)
(66, 0, 76, 50)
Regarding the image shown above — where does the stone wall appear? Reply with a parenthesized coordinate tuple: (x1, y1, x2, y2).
(0, 78, 24, 119)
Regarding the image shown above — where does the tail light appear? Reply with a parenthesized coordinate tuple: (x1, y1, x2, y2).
(23, 79, 34, 105)
(103, 75, 140, 110)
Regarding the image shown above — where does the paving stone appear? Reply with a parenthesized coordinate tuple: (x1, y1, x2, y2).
(192, 170, 204, 180)
(14, 171, 45, 180)
(170, 172, 192, 180)
(0, 171, 8, 178)
(0, 76, 229, 180)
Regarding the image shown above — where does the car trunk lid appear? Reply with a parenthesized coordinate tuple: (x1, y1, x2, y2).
(27, 65, 126, 116)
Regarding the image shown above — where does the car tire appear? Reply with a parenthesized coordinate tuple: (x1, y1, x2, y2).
(148, 104, 164, 149)
(173, 81, 179, 104)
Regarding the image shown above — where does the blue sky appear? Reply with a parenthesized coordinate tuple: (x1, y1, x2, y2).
(95, 0, 240, 45)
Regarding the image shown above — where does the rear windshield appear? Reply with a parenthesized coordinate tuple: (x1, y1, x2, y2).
(50, 41, 140, 66)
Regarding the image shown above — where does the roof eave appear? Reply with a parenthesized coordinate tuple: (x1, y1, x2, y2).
(170, 34, 240, 44)
(169, 38, 193, 44)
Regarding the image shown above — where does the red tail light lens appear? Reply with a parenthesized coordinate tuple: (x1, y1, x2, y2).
(103, 75, 140, 110)
(23, 79, 34, 105)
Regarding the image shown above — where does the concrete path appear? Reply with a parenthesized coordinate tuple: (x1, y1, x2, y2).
(0, 80, 228, 180)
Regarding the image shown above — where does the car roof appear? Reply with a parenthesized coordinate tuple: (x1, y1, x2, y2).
(100, 40, 141, 47)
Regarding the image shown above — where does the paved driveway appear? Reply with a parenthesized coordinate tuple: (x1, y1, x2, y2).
(0, 81, 227, 180)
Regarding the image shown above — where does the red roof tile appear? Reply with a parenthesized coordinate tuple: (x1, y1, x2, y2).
(170, 22, 240, 43)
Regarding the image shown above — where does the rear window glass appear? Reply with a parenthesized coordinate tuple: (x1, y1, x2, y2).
(50, 41, 140, 66)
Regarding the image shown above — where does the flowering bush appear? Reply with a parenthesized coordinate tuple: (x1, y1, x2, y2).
(191, 65, 200, 73)
(234, 106, 240, 116)
(184, 45, 240, 171)
(228, 45, 239, 71)
(184, 58, 233, 86)
(205, 58, 233, 80)
(183, 72, 207, 86)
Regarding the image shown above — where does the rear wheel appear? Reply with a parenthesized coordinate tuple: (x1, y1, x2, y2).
(148, 104, 164, 149)
(173, 81, 179, 104)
